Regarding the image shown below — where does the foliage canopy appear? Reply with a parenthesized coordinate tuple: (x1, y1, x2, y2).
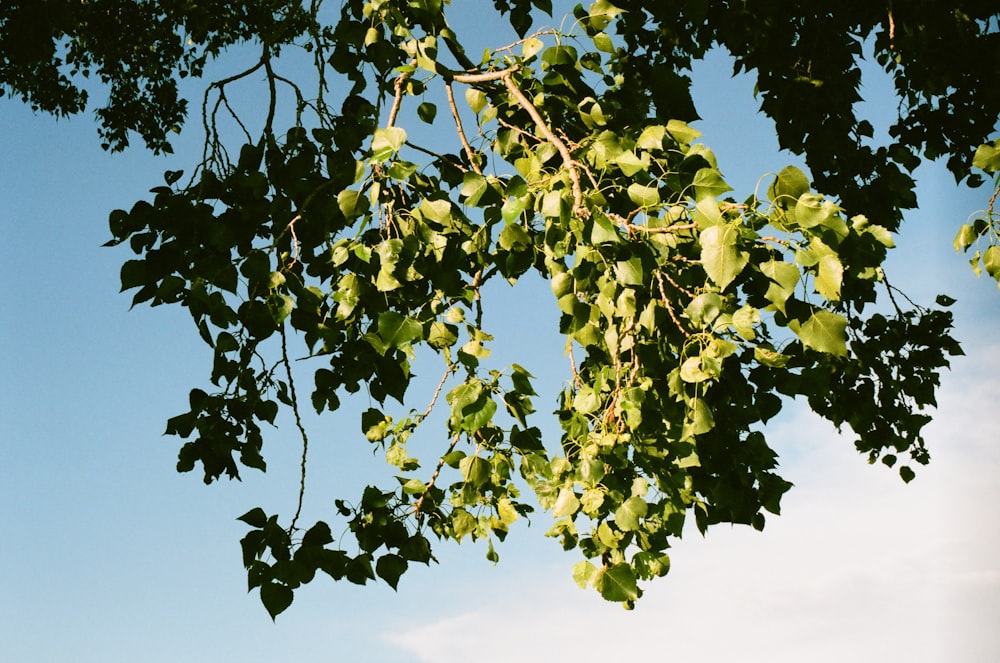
(3, 0, 996, 615)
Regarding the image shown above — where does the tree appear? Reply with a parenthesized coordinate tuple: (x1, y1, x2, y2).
(2, 0, 994, 616)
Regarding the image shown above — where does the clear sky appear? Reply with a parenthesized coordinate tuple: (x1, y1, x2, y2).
(2, 6, 998, 662)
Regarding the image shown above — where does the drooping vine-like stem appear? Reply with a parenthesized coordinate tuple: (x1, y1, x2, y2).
(281, 326, 310, 534)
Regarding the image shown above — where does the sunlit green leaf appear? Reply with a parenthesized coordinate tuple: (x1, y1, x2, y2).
(692, 168, 732, 201)
(371, 126, 407, 161)
(768, 165, 810, 207)
(627, 182, 660, 207)
(700, 224, 748, 290)
(552, 487, 581, 517)
(615, 496, 647, 531)
(598, 564, 638, 602)
(791, 310, 848, 356)
(465, 88, 487, 114)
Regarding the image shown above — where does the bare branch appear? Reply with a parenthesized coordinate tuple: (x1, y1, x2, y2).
(445, 80, 483, 175)
(413, 433, 462, 523)
(500, 72, 587, 217)
(417, 365, 456, 426)
(387, 64, 414, 128)
(282, 326, 311, 533)
(656, 271, 691, 338)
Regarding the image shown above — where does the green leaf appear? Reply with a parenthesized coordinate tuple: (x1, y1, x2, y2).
(983, 245, 1000, 280)
(237, 507, 268, 528)
(791, 310, 848, 356)
(371, 127, 407, 161)
(375, 554, 408, 590)
(627, 182, 660, 207)
(700, 224, 748, 290)
(685, 292, 722, 328)
(260, 581, 293, 620)
(501, 195, 530, 223)
(589, 0, 624, 29)
(573, 386, 600, 414)
(815, 253, 844, 300)
(615, 257, 644, 286)
(593, 31, 614, 53)
(590, 214, 620, 243)
(732, 304, 760, 339)
(665, 119, 701, 146)
(522, 36, 544, 60)
(400, 478, 426, 494)
(552, 487, 580, 517)
(377, 311, 422, 348)
(768, 165, 810, 207)
(497, 498, 520, 525)
(119, 259, 147, 291)
(451, 508, 476, 539)
(266, 293, 294, 325)
(760, 259, 800, 313)
(633, 552, 670, 579)
(460, 455, 490, 487)
(680, 357, 712, 383)
(427, 321, 458, 349)
(614, 496, 647, 531)
(687, 398, 714, 435)
(754, 346, 790, 368)
(953, 224, 978, 253)
(598, 564, 638, 602)
(460, 173, 489, 206)
(573, 560, 599, 588)
(465, 88, 487, 114)
(972, 139, 1000, 173)
(692, 168, 732, 201)
(416, 102, 437, 124)
(541, 45, 578, 68)
(794, 193, 839, 228)
(637, 125, 666, 150)
(612, 150, 650, 176)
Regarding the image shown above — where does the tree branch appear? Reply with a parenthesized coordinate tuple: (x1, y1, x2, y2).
(281, 326, 310, 533)
(445, 80, 482, 175)
(499, 72, 587, 217)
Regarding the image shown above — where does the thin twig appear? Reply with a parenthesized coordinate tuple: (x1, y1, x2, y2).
(285, 215, 301, 268)
(568, 343, 581, 388)
(413, 433, 462, 522)
(490, 29, 560, 54)
(282, 326, 310, 533)
(417, 365, 455, 425)
(656, 271, 690, 338)
(404, 141, 469, 172)
(659, 267, 696, 298)
(471, 268, 485, 329)
(445, 81, 483, 175)
(623, 222, 698, 234)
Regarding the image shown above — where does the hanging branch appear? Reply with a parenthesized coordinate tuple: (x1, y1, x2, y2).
(282, 326, 311, 534)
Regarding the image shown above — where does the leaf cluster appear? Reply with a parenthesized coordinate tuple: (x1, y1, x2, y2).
(6, 0, 983, 613)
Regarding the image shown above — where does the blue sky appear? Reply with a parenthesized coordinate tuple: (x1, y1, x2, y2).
(2, 6, 998, 662)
